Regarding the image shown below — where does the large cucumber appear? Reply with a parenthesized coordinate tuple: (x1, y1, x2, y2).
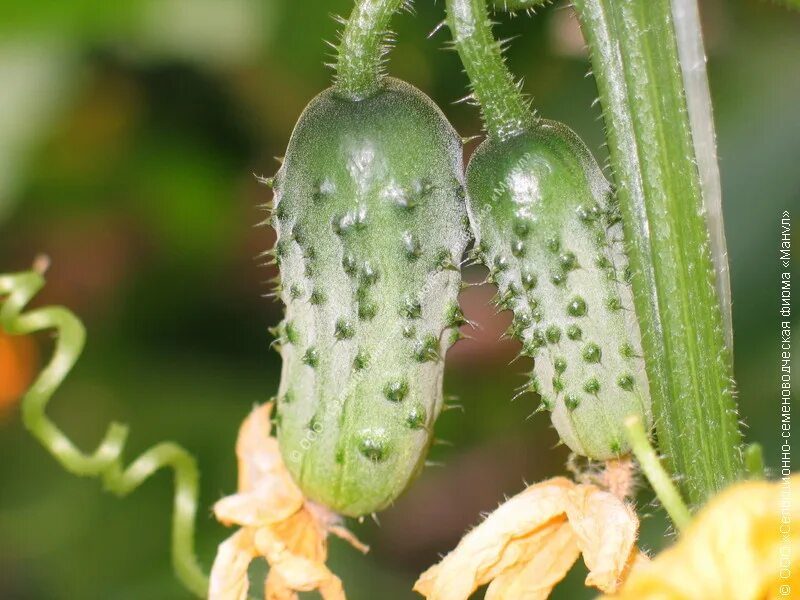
(271, 78, 469, 516)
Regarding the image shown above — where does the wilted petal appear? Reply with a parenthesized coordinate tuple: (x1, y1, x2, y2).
(214, 404, 307, 528)
(209, 529, 258, 600)
(254, 527, 345, 600)
(210, 404, 367, 600)
(236, 404, 305, 501)
(265, 569, 298, 600)
(329, 524, 370, 554)
(214, 488, 303, 529)
(271, 505, 327, 562)
(484, 523, 580, 600)
(566, 484, 640, 592)
(414, 478, 576, 600)
(415, 476, 643, 600)
(605, 476, 800, 600)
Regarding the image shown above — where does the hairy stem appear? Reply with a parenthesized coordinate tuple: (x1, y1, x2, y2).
(671, 0, 733, 350)
(490, 0, 549, 14)
(0, 263, 207, 597)
(572, 0, 743, 507)
(625, 416, 692, 530)
(335, 0, 407, 99)
(446, 0, 533, 139)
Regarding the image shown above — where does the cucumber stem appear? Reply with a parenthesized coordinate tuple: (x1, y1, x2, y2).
(491, 0, 549, 11)
(624, 416, 692, 531)
(671, 0, 733, 350)
(446, 0, 534, 139)
(572, 0, 744, 508)
(335, 0, 406, 99)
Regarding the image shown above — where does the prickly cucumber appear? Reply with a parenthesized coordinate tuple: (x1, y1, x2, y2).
(466, 123, 651, 459)
(270, 78, 469, 516)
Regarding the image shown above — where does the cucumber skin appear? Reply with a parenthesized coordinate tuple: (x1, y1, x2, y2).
(272, 78, 469, 517)
(466, 123, 652, 459)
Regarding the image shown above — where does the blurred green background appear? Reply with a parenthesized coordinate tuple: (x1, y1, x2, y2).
(0, 0, 797, 598)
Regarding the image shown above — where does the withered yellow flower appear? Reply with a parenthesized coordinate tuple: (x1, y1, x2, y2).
(209, 403, 367, 600)
(414, 476, 643, 600)
(604, 475, 800, 600)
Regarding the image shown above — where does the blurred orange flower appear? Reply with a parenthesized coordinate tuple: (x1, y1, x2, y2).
(209, 403, 367, 600)
(604, 475, 800, 600)
(414, 476, 644, 600)
(0, 330, 37, 416)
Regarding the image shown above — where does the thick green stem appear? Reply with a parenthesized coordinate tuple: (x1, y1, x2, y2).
(572, 0, 743, 507)
(0, 264, 207, 597)
(446, 0, 534, 139)
(671, 0, 732, 351)
(335, 0, 406, 99)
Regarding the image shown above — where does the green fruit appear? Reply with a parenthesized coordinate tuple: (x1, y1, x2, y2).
(271, 78, 469, 516)
(466, 122, 651, 459)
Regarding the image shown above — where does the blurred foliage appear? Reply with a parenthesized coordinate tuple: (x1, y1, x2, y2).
(0, 0, 798, 598)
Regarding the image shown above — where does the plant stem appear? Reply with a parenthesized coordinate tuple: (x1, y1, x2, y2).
(490, 0, 549, 14)
(671, 0, 733, 350)
(0, 263, 208, 597)
(625, 416, 692, 531)
(572, 0, 743, 507)
(446, 0, 534, 139)
(335, 0, 406, 100)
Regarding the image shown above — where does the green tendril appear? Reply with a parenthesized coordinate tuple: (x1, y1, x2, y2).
(446, 0, 534, 139)
(0, 261, 208, 598)
(335, 0, 407, 100)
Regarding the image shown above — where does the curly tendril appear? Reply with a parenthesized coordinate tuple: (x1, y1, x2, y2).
(0, 259, 208, 598)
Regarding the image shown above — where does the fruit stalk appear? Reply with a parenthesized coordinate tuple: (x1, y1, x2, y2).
(572, 0, 743, 506)
(335, 0, 408, 99)
(446, 0, 533, 139)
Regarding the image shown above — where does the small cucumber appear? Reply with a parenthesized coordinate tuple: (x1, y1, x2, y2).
(466, 123, 651, 459)
(271, 78, 469, 516)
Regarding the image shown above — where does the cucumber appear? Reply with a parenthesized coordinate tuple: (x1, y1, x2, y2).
(270, 78, 469, 516)
(466, 123, 652, 459)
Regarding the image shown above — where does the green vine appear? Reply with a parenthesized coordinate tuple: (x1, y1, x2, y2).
(572, 0, 744, 507)
(334, 0, 407, 99)
(0, 259, 207, 598)
(446, 0, 533, 139)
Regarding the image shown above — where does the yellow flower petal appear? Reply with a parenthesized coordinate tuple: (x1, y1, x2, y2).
(484, 524, 580, 600)
(209, 403, 366, 600)
(209, 529, 258, 600)
(414, 476, 640, 600)
(264, 569, 298, 600)
(235, 404, 295, 492)
(566, 484, 640, 592)
(605, 475, 800, 600)
(414, 477, 575, 600)
(254, 527, 345, 600)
